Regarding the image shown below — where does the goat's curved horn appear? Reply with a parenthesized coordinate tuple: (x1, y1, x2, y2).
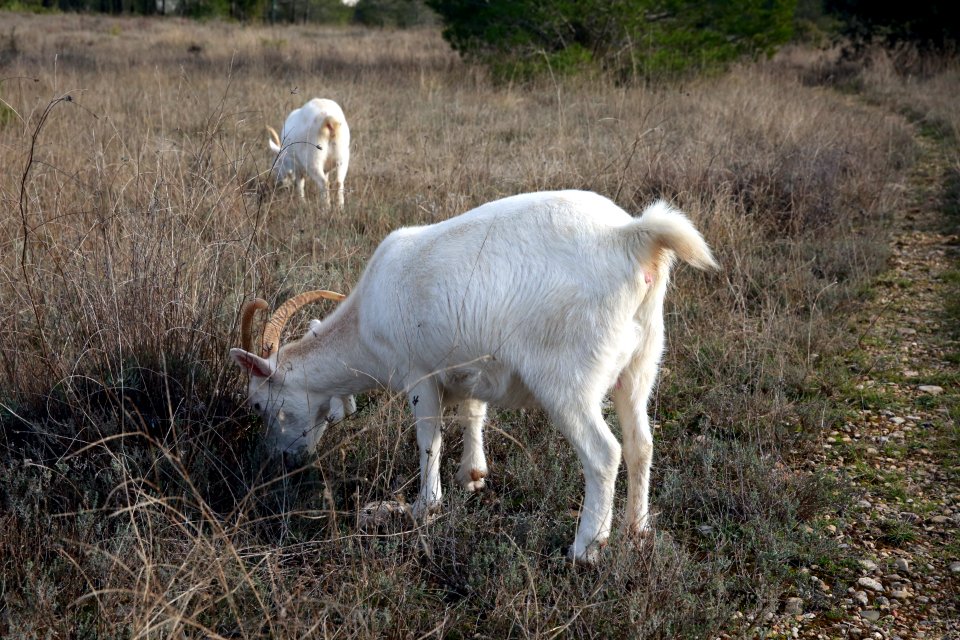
(240, 298, 269, 353)
(266, 125, 281, 147)
(261, 290, 347, 357)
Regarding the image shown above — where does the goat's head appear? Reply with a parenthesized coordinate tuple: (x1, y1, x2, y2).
(266, 126, 297, 187)
(230, 290, 346, 457)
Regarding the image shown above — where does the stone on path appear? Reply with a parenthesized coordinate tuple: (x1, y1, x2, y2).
(784, 597, 804, 615)
(858, 577, 884, 592)
(860, 610, 881, 622)
(858, 559, 878, 572)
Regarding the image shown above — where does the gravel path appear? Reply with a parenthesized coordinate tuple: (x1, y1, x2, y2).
(767, 134, 960, 639)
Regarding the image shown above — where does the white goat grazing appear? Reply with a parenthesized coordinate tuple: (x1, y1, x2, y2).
(267, 98, 350, 209)
(230, 190, 717, 562)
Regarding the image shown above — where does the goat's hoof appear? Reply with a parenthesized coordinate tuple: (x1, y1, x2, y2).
(411, 500, 442, 523)
(358, 500, 409, 529)
(456, 467, 488, 493)
(628, 524, 655, 542)
(566, 539, 608, 566)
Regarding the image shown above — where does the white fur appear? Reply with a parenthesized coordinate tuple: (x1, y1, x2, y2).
(269, 98, 350, 209)
(231, 190, 717, 562)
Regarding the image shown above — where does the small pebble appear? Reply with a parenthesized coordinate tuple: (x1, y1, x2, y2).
(858, 559, 878, 572)
(784, 597, 803, 615)
(860, 609, 881, 622)
(918, 385, 944, 395)
(858, 576, 884, 592)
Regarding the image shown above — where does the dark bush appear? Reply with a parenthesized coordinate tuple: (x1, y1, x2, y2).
(426, 0, 797, 81)
(352, 0, 435, 28)
(825, 0, 959, 54)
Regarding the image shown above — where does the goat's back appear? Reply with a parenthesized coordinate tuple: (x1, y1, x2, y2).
(353, 191, 710, 393)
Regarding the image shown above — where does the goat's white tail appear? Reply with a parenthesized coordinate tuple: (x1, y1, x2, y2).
(627, 199, 718, 271)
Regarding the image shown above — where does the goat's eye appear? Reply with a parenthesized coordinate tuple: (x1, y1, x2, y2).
(253, 402, 262, 411)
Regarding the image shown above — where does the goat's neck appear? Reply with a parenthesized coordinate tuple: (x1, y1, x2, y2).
(292, 306, 379, 397)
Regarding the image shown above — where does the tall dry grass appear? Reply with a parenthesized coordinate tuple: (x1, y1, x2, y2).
(0, 11, 928, 638)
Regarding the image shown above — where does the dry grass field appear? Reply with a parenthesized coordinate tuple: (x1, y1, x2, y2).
(0, 12, 953, 638)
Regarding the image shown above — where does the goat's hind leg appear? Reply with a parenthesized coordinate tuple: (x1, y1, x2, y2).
(547, 398, 621, 562)
(305, 165, 331, 209)
(332, 163, 347, 210)
(612, 357, 657, 539)
(454, 398, 489, 492)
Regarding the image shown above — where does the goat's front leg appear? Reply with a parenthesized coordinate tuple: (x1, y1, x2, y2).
(326, 395, 357, 425)
(409, 381, 444, 519)
(296, 176, 307, 200)
(454, 398, 488, 492)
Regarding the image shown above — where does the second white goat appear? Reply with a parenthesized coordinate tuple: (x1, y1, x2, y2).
(231, 190, 717, 562)
(267, 98, 350, 209)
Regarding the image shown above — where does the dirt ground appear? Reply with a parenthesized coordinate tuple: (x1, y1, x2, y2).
(768, 129, 960, 639)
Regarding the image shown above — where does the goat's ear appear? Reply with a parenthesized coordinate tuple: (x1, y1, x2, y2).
(268, 138, 282, 154)
(230, 348, 274, 378)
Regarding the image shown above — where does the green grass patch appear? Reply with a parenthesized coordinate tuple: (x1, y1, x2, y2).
(878, 518, 918, 546)
(849, 462, 909, 503)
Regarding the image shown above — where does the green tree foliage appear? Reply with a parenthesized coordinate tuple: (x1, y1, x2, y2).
(425, 0, 796, 81)
(0, 0, 356, 22)
(353, 0, 435, 27)
(264, 0, 352, 23)
(232, 0, 269, 21)
(824, 1, 958, 53)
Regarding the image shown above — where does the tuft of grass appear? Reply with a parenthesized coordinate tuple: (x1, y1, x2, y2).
(878, 518, 919, 547)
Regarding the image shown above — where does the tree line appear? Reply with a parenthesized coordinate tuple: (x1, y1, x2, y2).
(1, 0, 434, 25)
(2, 0, 955, 79)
